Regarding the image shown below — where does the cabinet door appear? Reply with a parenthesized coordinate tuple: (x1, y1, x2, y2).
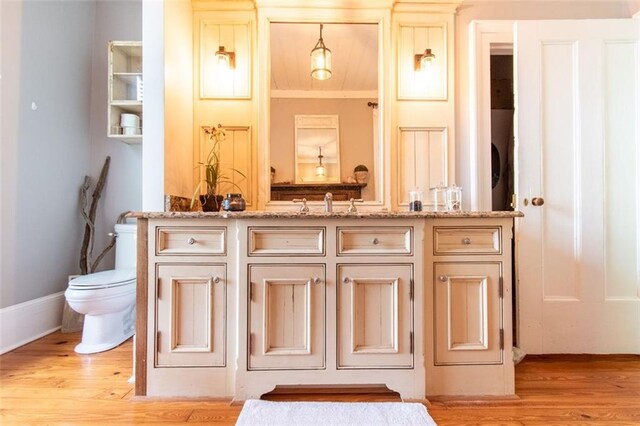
(337, 264, 413, 369)
(248, 264, 325, 370)
(156, 264, 226, 367)
(434, 262, 502, 365)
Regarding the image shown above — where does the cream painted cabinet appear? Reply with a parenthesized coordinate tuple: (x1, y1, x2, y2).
(434, 262, 502, 365)
(156, 263, 226, 367)
(248, 264, 325, 370)
(337, 264, 413, 369)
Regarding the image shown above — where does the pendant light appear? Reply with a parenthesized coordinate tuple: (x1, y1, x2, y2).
(310, 24, 332, 80)
(315, 146, 326, 177)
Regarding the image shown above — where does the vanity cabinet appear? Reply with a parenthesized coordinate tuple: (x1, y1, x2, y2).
(136, 214, 518, 399)
(234, 219, 424, 400)
(156, 263, 226, 367)
(248, 264, 326, 370)
(425, 219, 514, 396)
(337, 264, 413, 369)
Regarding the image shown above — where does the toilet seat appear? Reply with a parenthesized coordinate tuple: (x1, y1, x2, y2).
(69, 268, 136, 290)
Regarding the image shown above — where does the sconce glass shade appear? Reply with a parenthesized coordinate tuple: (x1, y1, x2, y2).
(419, 48, 435, 71)
(311, 24, 332, 80)
(215, 46, 235, 69)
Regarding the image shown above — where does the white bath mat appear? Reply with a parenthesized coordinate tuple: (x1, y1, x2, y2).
(236, 399, 437, 425)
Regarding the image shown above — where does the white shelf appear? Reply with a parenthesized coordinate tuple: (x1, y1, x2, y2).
(108, 41, 143, 143)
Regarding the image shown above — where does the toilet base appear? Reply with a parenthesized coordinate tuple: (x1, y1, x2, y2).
(75, 305, 136, 354)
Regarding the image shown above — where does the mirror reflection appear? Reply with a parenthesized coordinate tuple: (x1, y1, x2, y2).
(295, 115, 340, 183)
(269, 22, 379, 202)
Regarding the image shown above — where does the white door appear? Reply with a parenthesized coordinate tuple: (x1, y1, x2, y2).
(516, 19, 640, 354)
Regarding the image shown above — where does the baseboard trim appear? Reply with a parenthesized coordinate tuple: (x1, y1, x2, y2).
(0, 291, 65, 354)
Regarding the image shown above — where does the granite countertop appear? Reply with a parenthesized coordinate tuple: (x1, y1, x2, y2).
(128, 210, 524, 219)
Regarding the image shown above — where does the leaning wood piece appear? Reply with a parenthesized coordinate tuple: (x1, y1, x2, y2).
(90, 211, 130, 273)
(79, 156, 111, 275)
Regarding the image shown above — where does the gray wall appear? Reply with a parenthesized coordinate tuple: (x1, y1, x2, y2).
(0, 0, 141, 309)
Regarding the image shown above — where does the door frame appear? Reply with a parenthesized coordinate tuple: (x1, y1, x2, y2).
(468, 21, 514, 211)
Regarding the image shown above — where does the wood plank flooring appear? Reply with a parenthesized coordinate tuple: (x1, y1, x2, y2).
(1, 331, 639, 425)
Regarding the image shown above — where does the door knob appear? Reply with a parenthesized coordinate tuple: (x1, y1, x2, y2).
(531, 197, 545, 206)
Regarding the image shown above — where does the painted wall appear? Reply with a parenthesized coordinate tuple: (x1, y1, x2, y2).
(454, 0, 634, 208)
(270, 98, 376, 200)
(88, 0, 142, 270)
(0, 0, 141, 309)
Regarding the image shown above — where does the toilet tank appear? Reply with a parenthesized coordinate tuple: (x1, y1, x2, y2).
(114, 223, 137, 269)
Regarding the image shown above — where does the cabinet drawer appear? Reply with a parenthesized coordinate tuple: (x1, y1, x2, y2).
(433, 227, 501, 255)
(249, 227, 325, 256)
(156, 227, 226, 255)
(337, 227, 412, 256)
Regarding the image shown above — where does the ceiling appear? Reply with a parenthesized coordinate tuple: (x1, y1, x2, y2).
(270, 23, 378, 95)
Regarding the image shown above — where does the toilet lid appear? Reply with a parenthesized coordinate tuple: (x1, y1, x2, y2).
(69, 268, 136, 290)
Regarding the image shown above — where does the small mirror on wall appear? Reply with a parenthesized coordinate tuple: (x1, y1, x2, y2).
(294, 115, 340, 184)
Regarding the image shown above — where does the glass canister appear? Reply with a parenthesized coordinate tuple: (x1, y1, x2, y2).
(446, 185, 462, 211)
(222, 193, 246, 212)
(409, 188, 423, 211)
(430, 184, 447, 211)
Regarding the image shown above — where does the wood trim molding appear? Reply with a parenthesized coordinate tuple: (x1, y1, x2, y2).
(135, 218, 148, 396)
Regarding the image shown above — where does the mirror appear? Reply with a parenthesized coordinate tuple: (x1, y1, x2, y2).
(269, 22, 380, 203)
(295, 115, 340, 183)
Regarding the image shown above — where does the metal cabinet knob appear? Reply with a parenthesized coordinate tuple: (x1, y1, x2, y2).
(213, 276, 220, 284)
(372, 238, 380, 245)
(313, 277, 321, 285)
(187, 237, 196, 245)
(462, 237, 472, 245)
(532, 197, 545, 206)
(439, 275, 448, 282)
(343, 277, 351, 284)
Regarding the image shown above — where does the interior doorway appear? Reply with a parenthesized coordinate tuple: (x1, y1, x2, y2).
(489, 53, 514, 211)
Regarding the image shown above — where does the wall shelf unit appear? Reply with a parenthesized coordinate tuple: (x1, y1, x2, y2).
(108, 41, 143, 144)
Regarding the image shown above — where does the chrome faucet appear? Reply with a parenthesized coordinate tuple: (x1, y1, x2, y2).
(324, 192, 333, 213)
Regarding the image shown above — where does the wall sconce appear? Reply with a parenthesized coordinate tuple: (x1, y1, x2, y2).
(414, 48, 436, 71)
(310, 24, 332, 80)
(315, 146, 326, 177)
(215, 45, 235, 69)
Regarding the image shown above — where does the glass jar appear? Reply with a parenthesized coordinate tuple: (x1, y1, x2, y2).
(222, 193, 246, 212)
(409, 188, 423, 211)
(430, 184, 447, 211)
(446, 185, 462, 211)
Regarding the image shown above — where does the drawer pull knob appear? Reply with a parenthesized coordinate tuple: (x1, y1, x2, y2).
(372, 238, 380, 245)
(343, 277, 351, 284)
(213, 276, 220, 284)
(462, 237, 471, 245)
(439, 275, 448, 282)
(187, 237, 196, 245)
(313, 277, 321, 285)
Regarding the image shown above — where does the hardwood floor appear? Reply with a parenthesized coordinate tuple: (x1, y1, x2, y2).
(1, 332, 639, 425)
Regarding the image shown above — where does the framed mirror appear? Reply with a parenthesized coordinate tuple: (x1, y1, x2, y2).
(294, 115, 340, 183)
(266, 20, 385, 206)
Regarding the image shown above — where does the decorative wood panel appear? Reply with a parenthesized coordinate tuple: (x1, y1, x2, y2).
(248, 264, 325, 370)
(200, 20, 251, 99)
(434, 262, 501, 365)
(337, 264, 413, 369)
(197, 126, 252, 206)
(433, 226, 501, 255)
(398, 23, 447, 100)
(248, 227, 325, 256)
(156, 264, 226, 367)
(156, 227, 226, 256)
(337, 227, 412, 256)
(603, 40, 640, 301)
(398, 127, 448, 206)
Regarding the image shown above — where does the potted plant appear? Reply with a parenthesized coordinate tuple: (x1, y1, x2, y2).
(353, 164, 369, 184)
(191, 124, 246, 211)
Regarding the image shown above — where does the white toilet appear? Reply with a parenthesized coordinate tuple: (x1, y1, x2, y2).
(65, 223, 137, 354)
